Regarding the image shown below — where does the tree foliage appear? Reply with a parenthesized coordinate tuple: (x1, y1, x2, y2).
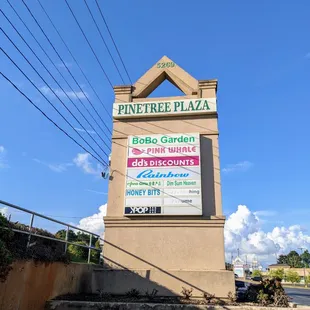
(285, 270, 300, 284)
(268, 268, 285, 280)
(277, 250, 303, 268)
(252, 270, 263, 277)
(301, 250, 310, 268)
(55, 229, 101, 263)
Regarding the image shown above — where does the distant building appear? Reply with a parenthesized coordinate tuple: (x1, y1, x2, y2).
(233, 256, 246, 278)
(267, 264, 310, 284)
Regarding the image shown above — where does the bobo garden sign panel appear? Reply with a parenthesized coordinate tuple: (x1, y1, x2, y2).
(124, 133, 202, 216)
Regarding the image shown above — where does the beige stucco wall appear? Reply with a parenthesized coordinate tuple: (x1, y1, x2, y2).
(0, 260, 94, 310)
(104, 222, 225, 270)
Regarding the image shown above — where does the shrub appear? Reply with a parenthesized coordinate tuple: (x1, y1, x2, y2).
(268, 268, 285, 280)
(145, 289, 158, 300)
(203, 292, 215, 303)
(126, 288, 140, 298)
(181, 287, 193, 299)
(285, 270, 300, 284)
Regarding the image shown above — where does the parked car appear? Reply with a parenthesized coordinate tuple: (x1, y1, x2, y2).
(251, 276, 263, 282)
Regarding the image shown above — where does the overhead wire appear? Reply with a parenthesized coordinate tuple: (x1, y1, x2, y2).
(64, 0, 114, 89)
(94, 0, 132, 84)
(20, 0, 113, 138)
(6, 0, 112, 143)
(1, 2, 217, 210)
(0, 72, 106, 166)
(5, 0, 207, 168)
(83, 0, 125, 84)
(1, 64, 201, 210)
(33, 0, 215, 162)
(0, 45, 108, 165)
(1, 10, 111, 154)
(36, 0, 112, 120)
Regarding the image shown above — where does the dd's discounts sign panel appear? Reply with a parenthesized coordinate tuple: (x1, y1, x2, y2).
(124, 133, 202, 216)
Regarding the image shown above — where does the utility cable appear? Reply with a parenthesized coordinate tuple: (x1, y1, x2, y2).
(0, 72, 106, 166)
(95, 0, 132, 84)
(6, 0, 112, 140)
(36, 0, 112, 119)
(1, 10, 111, 154)
(20, 0, 113, 137)
(0, 46, 108, 166)
(64, 0, 114, 89)
(83, 0, 125, 84)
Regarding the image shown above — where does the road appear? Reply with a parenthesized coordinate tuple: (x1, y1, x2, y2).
(285, 287, 310, 306)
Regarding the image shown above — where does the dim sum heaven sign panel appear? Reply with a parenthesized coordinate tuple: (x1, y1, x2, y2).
(124, 133, 202, 216)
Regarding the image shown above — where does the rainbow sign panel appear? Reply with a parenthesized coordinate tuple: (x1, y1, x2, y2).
(124, 133, 202, 216)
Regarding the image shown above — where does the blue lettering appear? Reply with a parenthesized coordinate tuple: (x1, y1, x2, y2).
(136, 169, 189, 179)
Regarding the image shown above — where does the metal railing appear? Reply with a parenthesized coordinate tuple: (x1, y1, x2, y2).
(0, 199, 103, 264)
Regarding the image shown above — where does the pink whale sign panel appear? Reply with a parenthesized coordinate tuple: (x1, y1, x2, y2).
(124, 133, 202, 216)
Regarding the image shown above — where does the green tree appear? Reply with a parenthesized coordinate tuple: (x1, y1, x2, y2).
(277, 251, 303, 268)
(305, 274, 310, 285)
(269, 268, 285, 280)
(252, 270, 263, 277)
(301, 250, 310, 268)
(67, 241, 88, 262)
(287, 251, 302, 268)
(285, 270, 301, 284)
(277, 254, 288, 265)
(55, 229, 77, 242)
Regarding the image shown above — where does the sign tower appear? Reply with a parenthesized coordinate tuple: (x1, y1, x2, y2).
(103, 56, 234, 297)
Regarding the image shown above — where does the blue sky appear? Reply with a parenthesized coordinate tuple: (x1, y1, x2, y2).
(1, 0, 310, 261)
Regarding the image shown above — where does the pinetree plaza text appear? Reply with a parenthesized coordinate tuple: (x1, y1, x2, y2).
(113, 98, 217, 118)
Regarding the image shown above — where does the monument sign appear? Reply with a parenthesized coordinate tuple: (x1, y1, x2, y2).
(103, 55, 234, 298)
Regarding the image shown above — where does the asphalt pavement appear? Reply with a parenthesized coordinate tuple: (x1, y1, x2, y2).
(285, 287, 310, 306)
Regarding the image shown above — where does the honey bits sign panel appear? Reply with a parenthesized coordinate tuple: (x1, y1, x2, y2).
(125, 133, 202, 216)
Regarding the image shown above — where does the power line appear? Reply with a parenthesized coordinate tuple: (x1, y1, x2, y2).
(83, 0, 125, 84)
(0, 45, 108, 166)
(95, 0, 132, 84)
(2, 62, 205, 210)
(32, 0, 217, 161)
(0, 72, 106, 166)
(4, 1, 213, 176)
(6, 0, 112, 142)
(36, 0, 112, 120)
(4, 2, 218, 185)
(19, 0, 113, 138)
(64, 0, 114, 89)
(1, 10, 111, 155)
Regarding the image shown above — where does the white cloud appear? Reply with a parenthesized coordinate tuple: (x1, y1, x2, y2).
(33, 158, 73, 173)
(222, 161, 253, 173)
(77, 204, 107, 236)
(74, 128, 97, 135)
(254, 210, 278, 217)
(0, 145, 9, 169)
(85, 189, 108, 195)
(0, 207, 9, 217)
(40, 85, 88, 100)
(73, 153, 102, 175)
(225, 205, 310, 265)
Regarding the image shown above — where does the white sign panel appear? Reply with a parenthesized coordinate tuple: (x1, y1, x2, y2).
(124, 133, 202, 216)
(113, 98, 216, 119)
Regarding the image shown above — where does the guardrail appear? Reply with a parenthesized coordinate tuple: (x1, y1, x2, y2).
(0, 199, 103, 264)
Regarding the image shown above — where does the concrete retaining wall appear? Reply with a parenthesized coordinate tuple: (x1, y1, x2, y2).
(92, 269, 235, 298)
(0, 260, 96, 310)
